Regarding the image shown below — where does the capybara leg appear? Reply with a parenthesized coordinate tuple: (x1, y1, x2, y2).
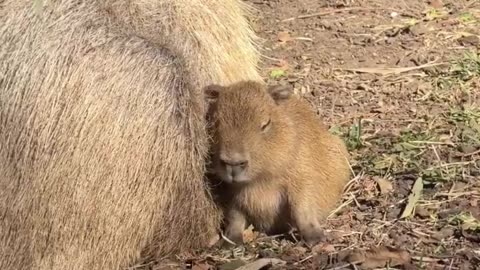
(223, 208, 247, 246)
(293, 206, 326, 246)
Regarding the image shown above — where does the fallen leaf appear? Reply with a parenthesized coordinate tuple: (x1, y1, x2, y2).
(290, 246, 308, 255)
(277, 31, 292, 43)
(400, 177, 423, 219)
(429, 0, 443, 9)
(471, 199, 478, 207)
(312, 243, 336, 254)
(347, 246, 411, 269)
(242, 225, 258, 243)
(374, 177, 393, 194)
(235, 258, 286, 270)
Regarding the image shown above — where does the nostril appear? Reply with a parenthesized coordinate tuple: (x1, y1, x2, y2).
(220, 158, 248, 168)
(238, 160, 248, 168)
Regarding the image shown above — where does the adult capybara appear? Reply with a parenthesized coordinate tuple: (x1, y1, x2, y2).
(0, 1, 261, 269)
(205, 81, 351, 246)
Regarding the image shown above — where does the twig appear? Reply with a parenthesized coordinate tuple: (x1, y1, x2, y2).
(434, 190, 479, 197)
(408, 140, 455, 146)
(294, 255, 314, 265)
(336, 61, 447, 76)
(261, 54, 283, 62)
(426, 161, 476, 170)
(460, 148, 480, 157)
(327, 198, 353, 219)
(282, 7, 414, 22)
(220, 232, 236, 245)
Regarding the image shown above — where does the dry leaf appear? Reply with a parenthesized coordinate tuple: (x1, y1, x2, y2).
(235, 258, 286, 270)
(400, 177, 423, 219)
(290, 246, 308, 255)
(242, 225, 258, 243)
(471, 199, 478, 207)
(429, 0, 443, 9)
(374, 177, 394, 194)
(347, 246, 411, 269)
(312, 243, 336, 254)
(277, 31, 292, 43)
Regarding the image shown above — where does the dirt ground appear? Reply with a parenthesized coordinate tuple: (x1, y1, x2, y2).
(150, 0, 480, 269)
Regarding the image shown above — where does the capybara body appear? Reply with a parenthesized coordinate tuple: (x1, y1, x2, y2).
(205, 81, 351, 245)
(0, 1, 261, 269)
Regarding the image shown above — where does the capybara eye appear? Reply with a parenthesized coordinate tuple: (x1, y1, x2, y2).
(260, 118, 271, 132)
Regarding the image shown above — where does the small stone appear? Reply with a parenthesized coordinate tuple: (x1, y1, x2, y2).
(409, 24, 429, 36)
(415, 206, 430, 218)
(457, 35, 480, 47)
(458, 144, 478, 154)
(259, 249, 276, 258)
(432, 228, 455, 240)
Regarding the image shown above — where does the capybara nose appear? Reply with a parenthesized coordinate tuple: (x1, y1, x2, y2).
(220, 153, 248, 176)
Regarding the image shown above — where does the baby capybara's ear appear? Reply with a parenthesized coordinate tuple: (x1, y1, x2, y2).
(267, 84, 293, 104)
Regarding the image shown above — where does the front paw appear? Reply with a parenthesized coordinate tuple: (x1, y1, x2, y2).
(303, 229, 326, 246)
(213, 231, 244, 249)
(223, 231, 244, 247)
(298, 223, 327, 246)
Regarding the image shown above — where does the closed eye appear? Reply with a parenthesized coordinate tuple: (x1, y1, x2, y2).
(260, 118, 271, 132)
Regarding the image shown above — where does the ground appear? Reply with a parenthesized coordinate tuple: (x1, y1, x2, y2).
(151, 0, 480, 269)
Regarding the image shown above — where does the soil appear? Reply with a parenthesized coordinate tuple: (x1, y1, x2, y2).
(148, 0, 480, 269)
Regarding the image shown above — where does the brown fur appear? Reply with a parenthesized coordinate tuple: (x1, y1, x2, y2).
(205, 81, 351, 245)
(0, 1, 261, 269)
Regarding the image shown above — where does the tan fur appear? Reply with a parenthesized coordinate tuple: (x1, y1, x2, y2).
(0, 1, 261, 269)
(205, 81, 351, 245)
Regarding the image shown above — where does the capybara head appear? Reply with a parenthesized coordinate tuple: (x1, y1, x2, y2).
(205, 81, 297, 185)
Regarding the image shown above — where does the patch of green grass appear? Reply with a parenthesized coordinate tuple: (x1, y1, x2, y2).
(330, 119, 364, 151)
(448, 106, 480, 123)
(269, 69, 287, 79)
(447, 106, 480, 146)
(458, 12, 477, 24)
(448, 212, 480, 231)
(424, 8, 449, 21)
(450, 51, 480, 81)
(433, 51, 480, 100)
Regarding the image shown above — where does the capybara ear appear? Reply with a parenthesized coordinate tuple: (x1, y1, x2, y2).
(267, 84, 293, 104)
(204, 84, 223, 104)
